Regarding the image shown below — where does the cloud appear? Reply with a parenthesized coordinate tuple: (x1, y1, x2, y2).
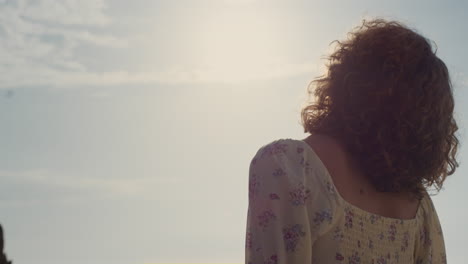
(1, 61, 317, 88)
(0, 0, 122, 88)
(0, 0, 316, 89)
(20, 0, 111, 26)
(0, 168, 177, 205)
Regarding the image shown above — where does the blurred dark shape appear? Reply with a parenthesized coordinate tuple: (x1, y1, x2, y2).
(4, 90, 14, 98)
(0, 224, 12, 264)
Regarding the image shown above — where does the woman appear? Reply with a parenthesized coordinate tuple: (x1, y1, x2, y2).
(245, 19, 459, 263)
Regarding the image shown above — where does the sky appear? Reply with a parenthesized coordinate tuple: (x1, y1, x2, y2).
(0, 0, 467, 263)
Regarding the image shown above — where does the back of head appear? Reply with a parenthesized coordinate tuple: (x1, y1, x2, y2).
(0, 224, 3, 253)
(0, 224, 11, 264)
(301, 19, 460, 200)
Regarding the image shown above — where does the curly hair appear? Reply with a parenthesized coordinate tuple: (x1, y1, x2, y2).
(300, 19, 460, 200)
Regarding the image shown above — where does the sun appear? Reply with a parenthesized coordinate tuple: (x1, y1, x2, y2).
(184, 8, 290, 82)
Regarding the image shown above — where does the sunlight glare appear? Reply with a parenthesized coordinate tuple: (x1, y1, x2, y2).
(189, 9, 291, 82)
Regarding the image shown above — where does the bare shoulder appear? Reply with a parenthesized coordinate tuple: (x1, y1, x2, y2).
(302, 133, 352, 177)
(302, 133, 420, 219)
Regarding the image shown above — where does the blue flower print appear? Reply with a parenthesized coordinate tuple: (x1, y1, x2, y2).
(282, 224, 306, 252)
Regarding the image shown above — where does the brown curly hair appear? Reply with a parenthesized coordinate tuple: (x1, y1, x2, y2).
(300, 19, 460, 200)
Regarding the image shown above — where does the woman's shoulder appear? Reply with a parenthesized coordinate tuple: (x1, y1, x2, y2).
(252, 138, 300, 156)
(418, 192, 444, 229)
(251, 137, 318, 161)
(251, 138, 325, 174)
(250, 137, 338, 195)
(413, 191, 447, 262)
(249, 137, 341, 208)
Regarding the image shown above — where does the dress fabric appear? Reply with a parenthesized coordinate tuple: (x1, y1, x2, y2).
(245, 138, 446, 264)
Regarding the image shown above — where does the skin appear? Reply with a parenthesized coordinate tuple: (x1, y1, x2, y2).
(303, 133, 420, 220)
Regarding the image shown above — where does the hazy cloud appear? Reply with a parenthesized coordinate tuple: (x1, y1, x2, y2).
(0, 168, 175, 205)
(0, 0, 316, 89)
(0, 0, 121, 88)
(1, 61, 317, 88)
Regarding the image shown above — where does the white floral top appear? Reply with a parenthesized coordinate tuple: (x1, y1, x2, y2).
(245, 138, 446, 264)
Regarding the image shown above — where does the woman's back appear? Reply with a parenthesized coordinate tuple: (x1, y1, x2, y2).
(245, 138, 446, 264)
(245, 18, 457, 264)
(303, 133, 421, 220)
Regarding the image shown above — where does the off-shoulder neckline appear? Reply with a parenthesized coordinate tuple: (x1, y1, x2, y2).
(282, 138, 425, 225)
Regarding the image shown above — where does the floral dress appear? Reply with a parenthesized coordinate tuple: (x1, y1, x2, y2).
(245, 138, 446, 264)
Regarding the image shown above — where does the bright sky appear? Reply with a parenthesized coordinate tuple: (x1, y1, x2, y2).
(0, 0, 467, 264)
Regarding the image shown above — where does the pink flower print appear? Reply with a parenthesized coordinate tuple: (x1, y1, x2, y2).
(297, 147, 304, 154)
(419, 227, 432, 246)
(368, 239, 374, 250)
(313, 209, 333, 226)
(261, 142, 288, 158)
(289, 183, 311, 206)
(245, 231, 252, 249)
(282, 224, 306, 252)
(272, 167, 286, 177)
(369, 214, 381, 224)
(325, 181, 336, 195)
(264, 254, 278, 264)
(335, 253, 344, 261)
(376, 257, 387, 264)
(258, 209, 276, 230)
(299, 156, 310, 167)
(378, 232, 384, 240)
(248, 173, 260, 202)
(333, 227, 344, 241)
(269, 193, 280, 200)
(345, 208, 354, 229)
(358, 218, 364, 232)
(348, 251, 361, 264)
(394, 251, 400, 262)
(388, 224, 397, 241)
(401, 231, 409, 252)
(300, 156, 314, 174)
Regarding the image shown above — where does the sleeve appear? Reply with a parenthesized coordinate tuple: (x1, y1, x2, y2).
(414, 196, 447, 264)
(244, 141, 336, 264)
